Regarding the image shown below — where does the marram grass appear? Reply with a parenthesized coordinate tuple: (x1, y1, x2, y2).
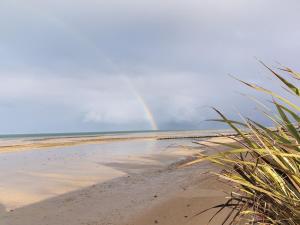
(189, 63, 300, 224)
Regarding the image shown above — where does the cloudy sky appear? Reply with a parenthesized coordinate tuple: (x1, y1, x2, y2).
(0, 0, 300, 134)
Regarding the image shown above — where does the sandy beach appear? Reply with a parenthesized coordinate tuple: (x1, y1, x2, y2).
(0, 133, 232, 225)
(2, 1, 298, 224)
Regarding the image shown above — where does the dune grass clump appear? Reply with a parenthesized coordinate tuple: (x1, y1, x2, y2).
(191, 64, 300, 224)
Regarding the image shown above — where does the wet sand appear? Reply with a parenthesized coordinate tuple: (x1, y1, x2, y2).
(0, 138, 202, 210)
(0, 130, 230, 153)
(0, 161, 228, 225)
(0, 134, 232, 225)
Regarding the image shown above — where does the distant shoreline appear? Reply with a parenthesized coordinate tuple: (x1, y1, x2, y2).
(0, 130, 235, 154)
(0, 129, 233, 139)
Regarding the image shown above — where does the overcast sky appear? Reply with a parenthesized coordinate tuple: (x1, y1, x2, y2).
(0, 0, 300, 134)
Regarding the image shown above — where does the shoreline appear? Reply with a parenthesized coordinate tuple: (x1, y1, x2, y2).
(0, 130, 236, 154)
(0, 136, 232, 225)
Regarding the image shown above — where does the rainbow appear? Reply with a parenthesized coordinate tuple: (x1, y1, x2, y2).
(19, 3, 159, 130)
(121, 76, 158, 130)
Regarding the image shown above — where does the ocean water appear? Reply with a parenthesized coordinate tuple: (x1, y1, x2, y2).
(0, 129, 229, 141)
(0, 130, 157, 140)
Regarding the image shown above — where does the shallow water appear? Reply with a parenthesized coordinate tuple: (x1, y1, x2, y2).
(0, 138, 197, 210)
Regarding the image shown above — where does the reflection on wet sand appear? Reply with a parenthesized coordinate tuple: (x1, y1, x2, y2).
(0, 138, 199, 211)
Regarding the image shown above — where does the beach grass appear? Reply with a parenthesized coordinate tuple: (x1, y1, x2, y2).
(189, 63, 300, 224)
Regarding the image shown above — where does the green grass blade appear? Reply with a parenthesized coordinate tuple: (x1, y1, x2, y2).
(259, 61, 300, 96)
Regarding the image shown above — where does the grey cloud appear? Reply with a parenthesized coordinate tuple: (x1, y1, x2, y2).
(0, 0, 299, 133)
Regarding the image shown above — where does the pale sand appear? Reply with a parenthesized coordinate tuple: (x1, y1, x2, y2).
(0, 137, 233, 225)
